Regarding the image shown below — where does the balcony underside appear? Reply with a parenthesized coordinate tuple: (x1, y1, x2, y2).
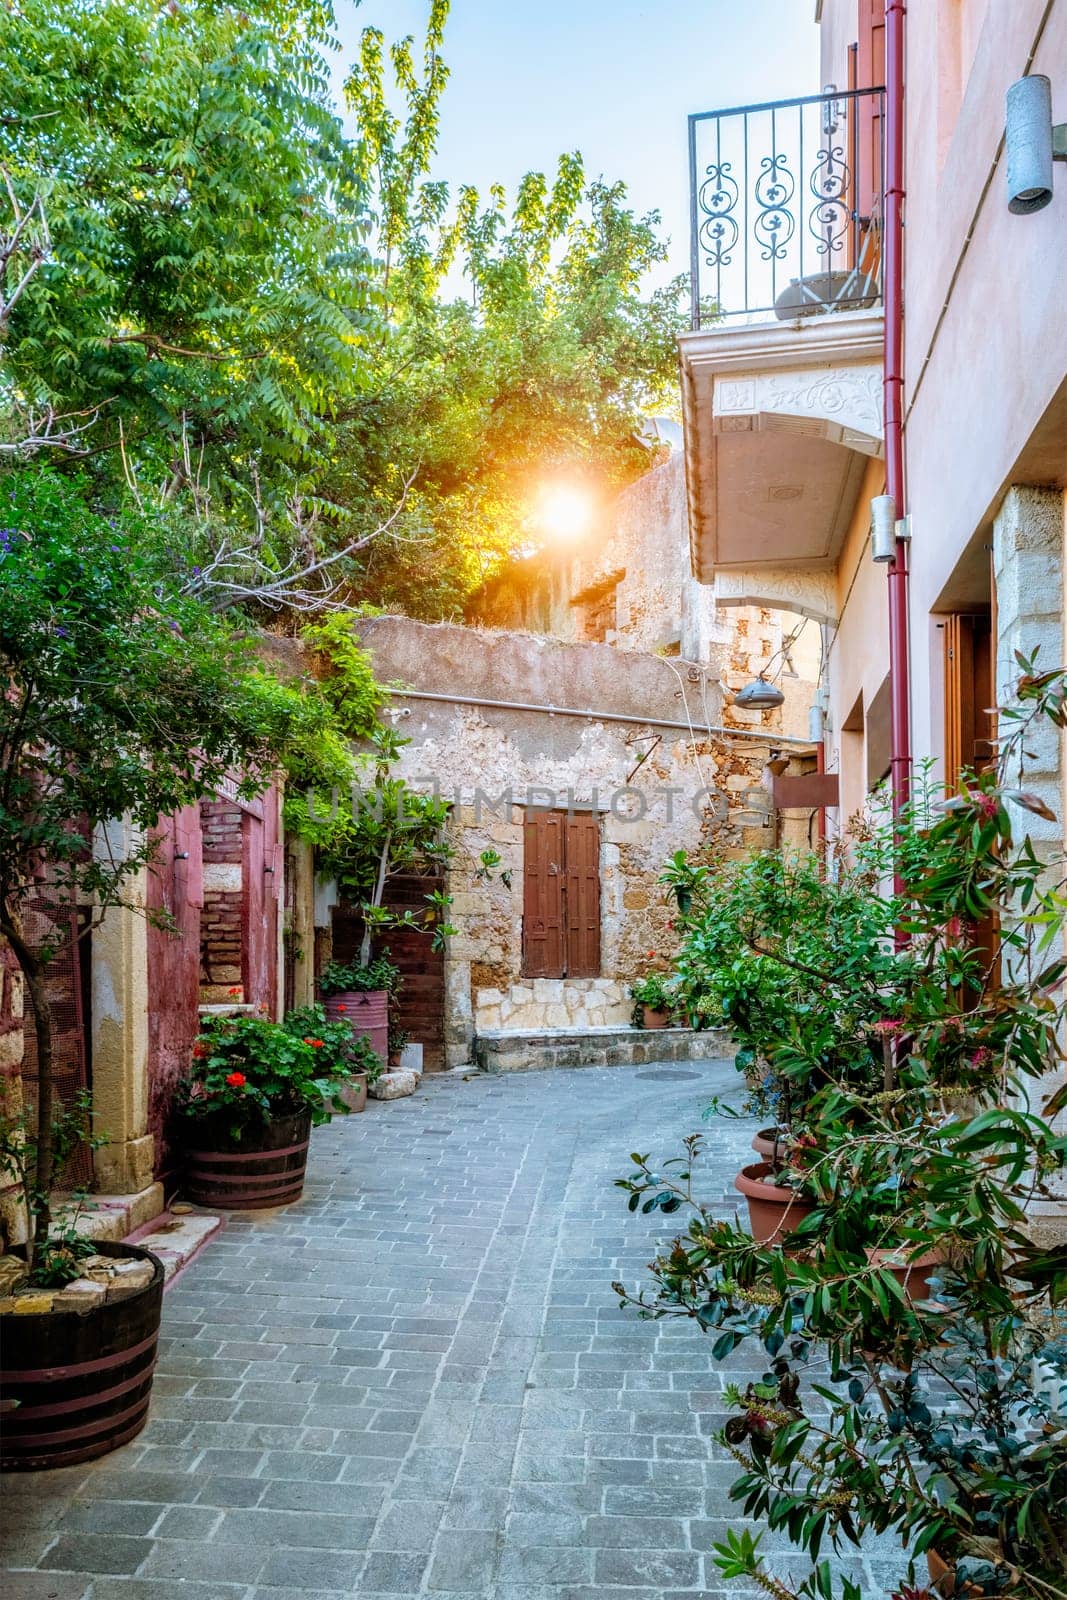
(679, 309, 885, 585)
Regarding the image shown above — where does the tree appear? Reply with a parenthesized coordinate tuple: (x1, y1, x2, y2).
(0, 0, 375, 513)
(0, 468, 347, 1264)
(330, 5, 689, 617)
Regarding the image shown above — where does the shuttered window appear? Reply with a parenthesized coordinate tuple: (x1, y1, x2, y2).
(522, 809, 601, 979)
(943, 613, 994, 784)
(856, 0, 886, 220)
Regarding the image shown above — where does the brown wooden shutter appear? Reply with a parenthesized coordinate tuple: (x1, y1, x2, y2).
(564, 812, 601, 978)
(522, 810, 565, 977)
(856, 0, 886, 219)
(944, 614, 994, 785)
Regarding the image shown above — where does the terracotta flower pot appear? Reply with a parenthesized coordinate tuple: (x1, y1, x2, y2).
(323, 988, 388, 1067)
(641, 1005, 670, 1030)
(734, 1161, 817, 1243)
(926, 1549, 989, 1597)
(752, 1127, 789, 1161)
(866, 1245, 944, 1303)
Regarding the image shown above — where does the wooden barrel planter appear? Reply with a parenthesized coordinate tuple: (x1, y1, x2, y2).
(182, 1109, 312, 1209)
(323, 989, 388, 1066)
(0, 1240, 164, 1472)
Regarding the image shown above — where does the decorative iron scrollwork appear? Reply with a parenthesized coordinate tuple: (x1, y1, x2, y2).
(753, 151, 796, 260)
(698, 162, 739, 267)
(809, 144, 851, 256)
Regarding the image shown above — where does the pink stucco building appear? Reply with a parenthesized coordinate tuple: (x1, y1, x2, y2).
(681, 0, 1066, 835)
(678, 3, 1066, 1216)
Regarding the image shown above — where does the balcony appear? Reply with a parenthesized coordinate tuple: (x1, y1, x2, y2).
(680, 88, 886, 619)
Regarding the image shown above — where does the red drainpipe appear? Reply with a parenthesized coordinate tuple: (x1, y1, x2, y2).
(884, 0, 911, 823)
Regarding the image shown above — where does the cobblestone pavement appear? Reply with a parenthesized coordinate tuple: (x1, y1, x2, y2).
(1, 1058, 907, 1600)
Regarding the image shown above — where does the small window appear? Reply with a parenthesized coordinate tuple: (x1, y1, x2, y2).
(522, 809, 601, 978)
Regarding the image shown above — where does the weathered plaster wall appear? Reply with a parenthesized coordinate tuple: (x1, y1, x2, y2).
(473, 453, 820, 748)
(355, 617, 805, 1065)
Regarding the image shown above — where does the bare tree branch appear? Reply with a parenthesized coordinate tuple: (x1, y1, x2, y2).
(180, 465, 421, 612)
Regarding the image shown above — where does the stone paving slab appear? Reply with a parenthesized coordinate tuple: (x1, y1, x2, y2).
(0, 1059, 908, 1598)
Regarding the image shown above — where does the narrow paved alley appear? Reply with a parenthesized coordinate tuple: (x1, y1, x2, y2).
(2, 1060, 905, 1600)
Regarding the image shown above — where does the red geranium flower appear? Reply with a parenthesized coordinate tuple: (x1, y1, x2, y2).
(337, 1003, 347, 1012)
(311, 1039, 325, 1048)
(227, 986, 241, 996)
(192, 1044, 208, 1059)
(225, 1071, 246, 1088)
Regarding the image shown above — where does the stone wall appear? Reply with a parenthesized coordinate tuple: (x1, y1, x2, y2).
(993, 485, 1067, 1237)
(354, 617, 811, 1066)
(472, 452, 821, 750)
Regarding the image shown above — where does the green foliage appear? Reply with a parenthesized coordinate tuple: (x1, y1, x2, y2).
(0, 1091, 103, 1285)
(0, 467, 343, 1259)
(1, 0, 374, 510)
(318, 956, 399, 997)
(178, 1011, 356, 1136)
(332, 5, 688, 616)
(315, 723, 456, 962)
(282, 1003, 384, 1083)
(302, 613, 384, 739)
(630, 972, 673, 1025)
(617, 671, 1067, 1599)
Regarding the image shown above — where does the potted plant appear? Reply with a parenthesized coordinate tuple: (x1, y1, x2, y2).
(283, 1003, 383, 1112)
(318, 954, 398, 1066)
(630, 972, 673, 1029)
(388, 1022, 409, 1070)
(615, 661, 1067, 1599)
(176, 1012, 357, 1208)
(0, 1093, 166, 1471)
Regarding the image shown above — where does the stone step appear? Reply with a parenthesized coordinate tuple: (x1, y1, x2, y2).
(125, 1208, 223, 1283)
(475, 1025, 732, 1074)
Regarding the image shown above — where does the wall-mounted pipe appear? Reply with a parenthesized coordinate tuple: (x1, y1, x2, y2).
(884, 0, 911, 827)
(387, 686, 815, 749)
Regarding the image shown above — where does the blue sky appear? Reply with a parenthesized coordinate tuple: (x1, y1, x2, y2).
(328, 1, 820, 285)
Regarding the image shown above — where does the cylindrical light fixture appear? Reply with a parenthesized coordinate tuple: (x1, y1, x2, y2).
(870, 494, 897, 563)
(1007, 74, 1054, 213)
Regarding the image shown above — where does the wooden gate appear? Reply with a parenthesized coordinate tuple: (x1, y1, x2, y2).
(330, 870, 446, 1071)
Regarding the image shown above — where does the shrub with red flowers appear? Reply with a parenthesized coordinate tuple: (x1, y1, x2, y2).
(282, 1004, 383, 1084)
(176, 1012, 356, 1138)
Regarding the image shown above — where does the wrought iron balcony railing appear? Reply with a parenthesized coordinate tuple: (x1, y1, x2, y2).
(688, 86, 886, 329)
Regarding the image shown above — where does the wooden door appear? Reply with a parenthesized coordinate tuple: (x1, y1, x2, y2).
(522, 810, 566, 978)
(563, 812, 601, 978)
(522, 810, 601, 978)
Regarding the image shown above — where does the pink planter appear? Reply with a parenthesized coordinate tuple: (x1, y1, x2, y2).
(734, 1161, 817, 1243)
(323, 989, 388, 1069)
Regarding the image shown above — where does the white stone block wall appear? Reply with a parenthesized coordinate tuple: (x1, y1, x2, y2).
(993, 485, 1067, 1227)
